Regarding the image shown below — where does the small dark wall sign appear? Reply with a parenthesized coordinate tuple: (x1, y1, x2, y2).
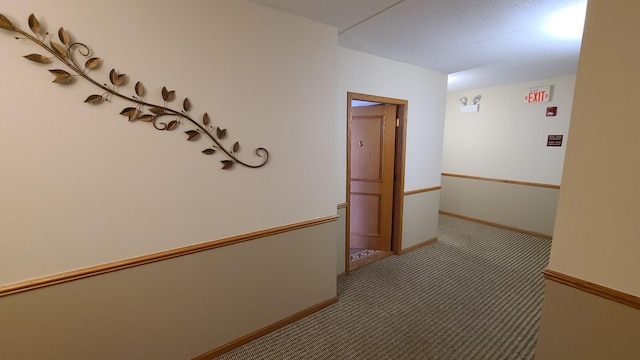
(546, 106, 558, 116)
(547, 135, 563, 146)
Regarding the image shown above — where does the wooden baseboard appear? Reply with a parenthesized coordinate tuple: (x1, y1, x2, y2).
(439, 211, 552, 239)
(193, 296, 338, 359)
(543, 269, 640, 311)
(399, 237, 437, 255)
(337, 272, 346, 279)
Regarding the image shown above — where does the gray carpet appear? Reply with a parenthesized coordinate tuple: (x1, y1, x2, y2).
(215, 214, 551, 359)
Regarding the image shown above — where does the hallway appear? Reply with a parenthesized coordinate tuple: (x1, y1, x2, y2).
(217, 215, 551, 359)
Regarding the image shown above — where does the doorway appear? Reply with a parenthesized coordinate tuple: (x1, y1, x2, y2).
(346, 93, 407, 273)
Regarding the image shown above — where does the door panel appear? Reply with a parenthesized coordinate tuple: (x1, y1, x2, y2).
(349, 104, 397, 251)
(350, 193, 381, 236)
(350, 116, 383, 180)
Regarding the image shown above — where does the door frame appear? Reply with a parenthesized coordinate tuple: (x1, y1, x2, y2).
(345, 92, 408, 274)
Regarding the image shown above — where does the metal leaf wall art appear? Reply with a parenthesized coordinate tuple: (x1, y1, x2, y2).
(0, 13, 269, 170)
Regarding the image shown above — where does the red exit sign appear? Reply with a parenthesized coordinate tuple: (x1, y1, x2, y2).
(524, 85, 551, 103)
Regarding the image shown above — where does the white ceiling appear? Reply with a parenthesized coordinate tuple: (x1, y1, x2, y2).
(247, 0, 587, 92)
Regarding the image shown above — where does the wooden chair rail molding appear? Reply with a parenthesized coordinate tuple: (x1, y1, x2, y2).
(0, 215, 338, 298)
(404, 186, 441, 196)
(336, 185, 440, 209)
(441, 173, 560, 189)
(543, 269, 640, 310)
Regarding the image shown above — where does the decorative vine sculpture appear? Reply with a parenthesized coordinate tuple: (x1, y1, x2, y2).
(0, 13, 269, 170)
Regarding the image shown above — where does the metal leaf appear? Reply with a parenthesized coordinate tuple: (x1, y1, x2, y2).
(216, 127, 227, 140)
(0, 12, 271, 171)
(58, 27, 70, 46)
(109, 69, 126, 86)
(138, 114, 155, 122)
(128, 109, 140, 121)
(49, 69, 72, 83)
(135, 82, 144, 97)
(120, 107, 136, 115)
(109, 69, 118, 85)
(161, 87, 175, 102)
(23, 53, 50, 63)
(0, 14, 14, 30)
(166, 120, 178, 131)
(84, 94, 103, 104)
(120, 107, 139, 121)
(85, 57, 100, 69)
(50, 41, 68, 59)
(183, 98, 191, 112)
(28, 14, 40, 36)
(185, 130, 200, 141)
(149, 107, 167, 115)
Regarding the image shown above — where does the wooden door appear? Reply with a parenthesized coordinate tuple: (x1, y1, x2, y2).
(349, 104, 397, 251)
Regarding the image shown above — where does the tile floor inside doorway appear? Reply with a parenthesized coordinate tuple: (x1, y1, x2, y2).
(349, 248, 380, 262)
(349, 248, 391, 271)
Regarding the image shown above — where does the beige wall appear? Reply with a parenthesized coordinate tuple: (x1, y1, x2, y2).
(536, 0, 640, 358)
(443, 75, 575, 185)
(401, 190, 440, 250)
(0, 0, 337, 285)
(0, 0, 340, 357)
(441, 75, 575, 236)
(440, 176, 559, 237)
(544, 0, 640, 296)
(535, 281, 640, 360)
(0, 221, 337, 360)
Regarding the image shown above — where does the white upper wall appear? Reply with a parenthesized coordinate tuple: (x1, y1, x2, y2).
(549, 0, 640, 296)
(0, 0, 337, 285)
(443, 75, 576, 185)
(336, 47, 448, 201)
